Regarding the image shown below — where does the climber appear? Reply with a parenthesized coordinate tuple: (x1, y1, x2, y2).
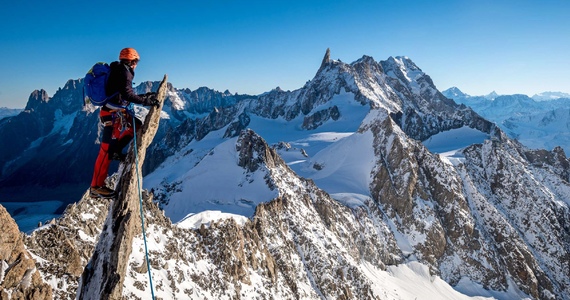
(90, 47, 160, 198)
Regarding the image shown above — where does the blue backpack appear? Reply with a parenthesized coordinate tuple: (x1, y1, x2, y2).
(83, 62, 118, 106)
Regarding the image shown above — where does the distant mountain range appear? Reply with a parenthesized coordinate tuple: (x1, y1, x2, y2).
(0, 107, 22, 120)
(442, 87, 570, 151)
(532, 91, 570, 101)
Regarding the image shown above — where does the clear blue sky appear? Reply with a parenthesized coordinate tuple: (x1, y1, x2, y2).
(1, 0, 569, 108)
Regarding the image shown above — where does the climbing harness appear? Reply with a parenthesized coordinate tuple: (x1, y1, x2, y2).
(112, 105, 134, 132)
(132, 113, 156, 300)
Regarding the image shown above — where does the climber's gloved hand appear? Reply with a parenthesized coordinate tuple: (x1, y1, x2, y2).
(146, 97, 160, 108)
(140, 92, 160, 108)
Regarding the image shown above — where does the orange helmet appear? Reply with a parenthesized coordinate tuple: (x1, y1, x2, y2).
(119, 48, 140, 61)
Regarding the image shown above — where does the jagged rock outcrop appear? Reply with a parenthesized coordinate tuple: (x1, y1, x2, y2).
(461, 138, 570, 298)
(302, 105, 340, 130)
(363, 105, 570, 298)
(23, 190, 112, 298)
(0, 90, 51, 180)
(367, 111, 507, 286)
(379, 56, 494, 141)
(176, 86, 246, 115)
(0, 205, 52, 300)
(318, 47, 331, 73)
(223, 110, 251, 138)
(524, 146, 570, 182)
(77, 75, 168, 299)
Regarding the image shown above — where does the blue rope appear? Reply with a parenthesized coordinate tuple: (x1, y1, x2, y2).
(132, 112, 156, 300)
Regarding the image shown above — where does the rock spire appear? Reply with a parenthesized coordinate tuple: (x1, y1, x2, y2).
(77, 74, 168, 299)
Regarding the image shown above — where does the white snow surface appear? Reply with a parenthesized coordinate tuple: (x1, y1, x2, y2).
(502, 108, 570, 151)
(300, 129, 376, 195)
(422, 126, 490, 165)
(176, 210, 249, 230)
(147, 135, 278, 222)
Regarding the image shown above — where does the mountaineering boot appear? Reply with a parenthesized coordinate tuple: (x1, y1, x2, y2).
(89, 186, 116, 199)
(110, 136, 132, 162)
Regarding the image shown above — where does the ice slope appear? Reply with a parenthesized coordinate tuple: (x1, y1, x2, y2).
(145, 131, 278, 222)
(144, 91, 370, 222)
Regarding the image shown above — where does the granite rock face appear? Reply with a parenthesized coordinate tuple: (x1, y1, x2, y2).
(0, 205, 52, 300)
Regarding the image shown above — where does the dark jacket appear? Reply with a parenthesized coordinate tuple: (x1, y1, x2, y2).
(104, 61, 145, 110)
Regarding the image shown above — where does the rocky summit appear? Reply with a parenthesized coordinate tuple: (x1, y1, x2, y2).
(0, 50, 569, 299)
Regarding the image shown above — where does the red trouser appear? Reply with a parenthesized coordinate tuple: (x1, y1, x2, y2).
(90, 109, 139, 187)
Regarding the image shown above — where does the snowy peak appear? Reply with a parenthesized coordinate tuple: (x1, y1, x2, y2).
(250, 49, 475, 142)
(484, 91, 499, 100)
(351, 55, 385, 82)
(175, 86, 245, 115)
(381, 56, 423, 87)
(380, 55, 445, 104)
(442, 86, 469, 99)
(532, 91, 570, 101)
(383, 56, 420, 74)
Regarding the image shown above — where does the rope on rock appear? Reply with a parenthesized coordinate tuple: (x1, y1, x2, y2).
(132, 113, 156, 300)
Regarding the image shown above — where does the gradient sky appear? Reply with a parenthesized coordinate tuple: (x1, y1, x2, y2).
(1, 0, 569, 108)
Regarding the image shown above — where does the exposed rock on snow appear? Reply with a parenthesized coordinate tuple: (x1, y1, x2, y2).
(0, 205, 52, 299)
(25, 196, 111, 298)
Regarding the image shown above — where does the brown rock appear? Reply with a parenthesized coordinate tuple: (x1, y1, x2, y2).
(0, 205, 53, 299)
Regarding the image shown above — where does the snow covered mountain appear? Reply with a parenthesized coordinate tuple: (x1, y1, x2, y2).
(443, 87, 570, 151)
(1, 49, 569, 299)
